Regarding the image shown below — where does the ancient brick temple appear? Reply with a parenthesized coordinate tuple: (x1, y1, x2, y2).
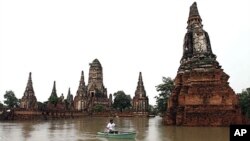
(66, 88, 74, 110)
(49, 81, 58, 100)
(74, 71, 88, 110)
(20, 72, 38, 109)
(164, 2, 244, 126)
(74, 59, 112, 112)
(47, 81, 64, 109)
(132, 72, 149, 116)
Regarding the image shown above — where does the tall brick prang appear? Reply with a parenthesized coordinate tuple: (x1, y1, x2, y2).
(20, 72, 37, 109)
(164, 2, 245, 126)
(74, 59, 112, 112)
(132, 72, 149, 116)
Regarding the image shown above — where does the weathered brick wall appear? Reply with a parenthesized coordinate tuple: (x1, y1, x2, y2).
(164, 69, 246, 126)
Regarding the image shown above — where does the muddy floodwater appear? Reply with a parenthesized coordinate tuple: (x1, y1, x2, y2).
(0, 116, 229, 141)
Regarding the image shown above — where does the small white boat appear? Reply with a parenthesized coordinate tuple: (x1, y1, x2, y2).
(97, 131, 136, 139)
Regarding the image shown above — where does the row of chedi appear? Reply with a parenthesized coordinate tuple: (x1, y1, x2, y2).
(17, 2, 249, 126)
(20, 59, 149, 116)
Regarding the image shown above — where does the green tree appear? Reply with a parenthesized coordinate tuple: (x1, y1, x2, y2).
(3, 90, 19, 108)
(148, 104, 157, 115)
(48, 95, 58, 106)
(0, 101, 5, 109)
(93, 104, 105, 112)
(37, 101, 47, 111)
(238, 88, 250, 118)
(113, 91, 132, 112)
(155, 77, 174, 114)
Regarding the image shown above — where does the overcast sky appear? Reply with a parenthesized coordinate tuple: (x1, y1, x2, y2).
(1, 0, 250, 105)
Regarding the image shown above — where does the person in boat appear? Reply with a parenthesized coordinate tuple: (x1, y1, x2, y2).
(106, 119, 117, 133)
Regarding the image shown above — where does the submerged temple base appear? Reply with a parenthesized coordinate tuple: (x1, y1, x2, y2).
(164, 2, 247, 126)
(164, 70, 245, 126)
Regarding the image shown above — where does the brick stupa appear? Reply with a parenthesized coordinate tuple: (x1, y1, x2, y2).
(20, 72, 37, 109)
(164, 2, 244, 126)
(74, 59, 112, 112)
(132, 72, 149, 116)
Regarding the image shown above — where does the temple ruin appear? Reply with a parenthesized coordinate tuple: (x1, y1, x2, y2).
(74, 59, 112, 112)
(164, 2, 244, 126)
(132, 72, 149, 116)
(20, 72, 37, 109)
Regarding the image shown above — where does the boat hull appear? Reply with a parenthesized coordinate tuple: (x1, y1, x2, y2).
(97, 132, 136, 139)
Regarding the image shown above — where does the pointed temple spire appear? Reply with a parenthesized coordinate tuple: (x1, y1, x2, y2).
(164, 2, 245, 126)
(138, 72, 143, 85)
(75, 70, 87, 97)
(188, 2, 201, 23)
(67, 87, 71, 99)
(20, 72, 37, 109)
(67, 87, 74, 109)
(67, 88, 73, 101)
(79, 71, 85, 87)
(179, 2, 218, 73)
(25, 72, 34, 95)
(132, 72, 149, 115)
(187, 2, 202, 30)
(135, 72, 146, 98)
(51, 81, 58, 98)
(53, 81, 56, 92)
(28, 72, 32, 81)
(74, 70, 87, 110)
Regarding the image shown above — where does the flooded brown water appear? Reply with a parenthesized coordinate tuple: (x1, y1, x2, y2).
(0, 116, 229, 141)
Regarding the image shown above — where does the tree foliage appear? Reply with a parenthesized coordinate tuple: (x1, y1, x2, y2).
(0, 101, 4, 109)
(93, 104, 105, 112)
(238, 88, 250, 118)
(148, 104, 157, 115)
(155, 77, 174, 114)
(37, 101, 47, 111)
(48, 95, 58, 106)
(3, 90, 19, 108)
(113, 91, 131, 112)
